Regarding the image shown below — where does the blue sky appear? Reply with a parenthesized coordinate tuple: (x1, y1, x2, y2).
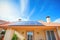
(0, 0, 60, 22)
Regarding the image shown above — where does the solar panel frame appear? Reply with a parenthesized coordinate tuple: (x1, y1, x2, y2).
(8, 21, 44, 26)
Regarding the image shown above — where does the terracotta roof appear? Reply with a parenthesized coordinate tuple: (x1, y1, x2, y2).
(39, 21, 60, 26)
(0, 20, 60, 26)
(0, 20, 10, 26)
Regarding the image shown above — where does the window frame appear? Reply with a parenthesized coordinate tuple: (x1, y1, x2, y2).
(46, 30, 56, 40)
(27, 31, 33, 40)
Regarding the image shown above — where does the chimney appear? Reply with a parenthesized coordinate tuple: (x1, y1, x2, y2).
(18, 19, 21, 21)
(46, 16, 50, 23)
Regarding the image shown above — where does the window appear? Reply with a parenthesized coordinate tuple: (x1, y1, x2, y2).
(27, 32, 33, 40)
(46, 31, 56, 40)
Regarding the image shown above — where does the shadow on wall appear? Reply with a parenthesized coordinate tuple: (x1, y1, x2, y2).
(3, 29, 25, 40)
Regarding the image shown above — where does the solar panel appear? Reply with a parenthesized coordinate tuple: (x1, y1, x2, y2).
(9, 21, 44, 26)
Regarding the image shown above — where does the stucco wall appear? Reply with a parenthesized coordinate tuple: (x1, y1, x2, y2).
(0, 26, 58, 40)
(57, 27, 60, 40)
(15, 30, 26, 40)
(34, 30, 46, 40)
(4, 29, 14, 40)
(15, 29, 46, 40)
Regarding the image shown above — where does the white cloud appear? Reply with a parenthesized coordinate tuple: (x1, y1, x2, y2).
(27, 7, 35, 19)
(53, 18, 60, 23)
(0, 0, 29, 21)
(0, 1, 19, 21)
(20, 0, 29, 15)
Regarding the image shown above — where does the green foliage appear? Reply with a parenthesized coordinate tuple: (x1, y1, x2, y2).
(1, 31, 6, 35)
(12, 34, 18, 40)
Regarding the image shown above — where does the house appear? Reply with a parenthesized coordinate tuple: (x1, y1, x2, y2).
(0, 16, 60, 40)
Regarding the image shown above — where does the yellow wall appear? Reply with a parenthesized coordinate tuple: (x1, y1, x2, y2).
(15, 29, 27, 40)
(11, 28, 58, 40)
(34, 30, 46, 40)
(4, 29, 15, 40)
(17, 30, 59, 40)
(0, 26, 58, 40)
(14, 29, 46, 40)
(57, 27, 60, 40)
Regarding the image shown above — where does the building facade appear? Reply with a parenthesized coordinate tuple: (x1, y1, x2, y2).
(0, 17, 60, 40)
